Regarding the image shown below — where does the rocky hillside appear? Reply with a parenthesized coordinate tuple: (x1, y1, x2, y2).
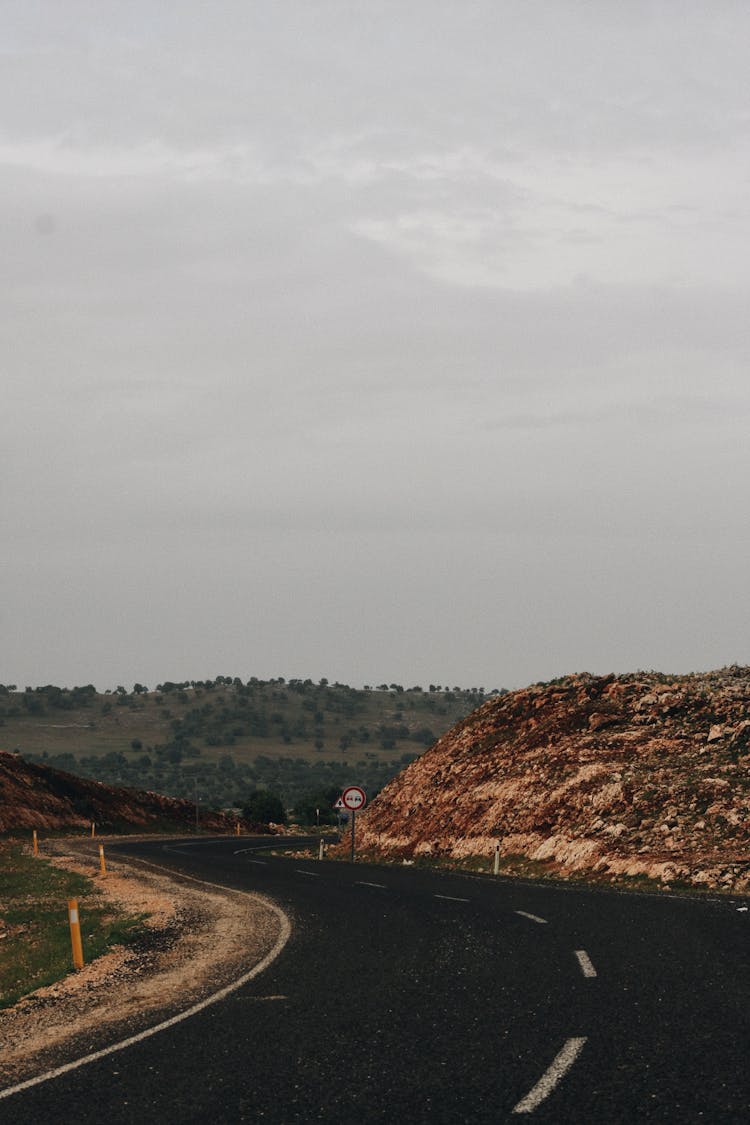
(0, 751, 255, 835)
(355, 669, 750, 892)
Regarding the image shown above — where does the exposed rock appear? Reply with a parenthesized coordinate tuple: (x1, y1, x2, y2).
(353, 668, 750, 891)
(0, 752, 263, 834)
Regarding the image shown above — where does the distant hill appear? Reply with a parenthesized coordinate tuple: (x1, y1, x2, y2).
(0, 678, 499, 815)
(0, 750, 251, 835)
(354, 668, 750, 892)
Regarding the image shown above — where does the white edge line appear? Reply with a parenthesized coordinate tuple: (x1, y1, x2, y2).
(574, 949, 597, 978)
(0, 857, 292, 1103)
(355, 881, 387, 889)
(515, 909, 548, 925)
(433, 894, 470, 902)
(513, 1037, 587, 1114)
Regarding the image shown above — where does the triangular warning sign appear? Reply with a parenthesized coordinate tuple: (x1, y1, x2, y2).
(334, 797, 345, 809)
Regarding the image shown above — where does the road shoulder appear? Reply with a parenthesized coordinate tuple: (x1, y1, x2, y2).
(0, 840, 286, 1090)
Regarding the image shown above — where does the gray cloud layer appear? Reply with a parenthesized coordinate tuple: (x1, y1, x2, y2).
(4, 2, 750, 690)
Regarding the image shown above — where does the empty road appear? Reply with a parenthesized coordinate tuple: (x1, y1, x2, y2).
(3, 837, 748, 1123)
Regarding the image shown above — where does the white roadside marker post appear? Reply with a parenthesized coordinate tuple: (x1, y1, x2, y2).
(319, 838, 325, 861)
(32, 829, 39, 857)
(494, 842, 500, 876)
(67, 899, 85, 970)
(99, 844, 107, 877)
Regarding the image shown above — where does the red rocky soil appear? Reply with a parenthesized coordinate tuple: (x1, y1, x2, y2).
(354, 668, 750, 891)
(0, 752, 259, 834)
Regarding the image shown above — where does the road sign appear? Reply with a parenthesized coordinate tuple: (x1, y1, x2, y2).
(334, 797, 345, 810)
(341, 785, 366, 811)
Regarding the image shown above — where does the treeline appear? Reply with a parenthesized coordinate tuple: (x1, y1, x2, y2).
(22, 748, 419, 822)
(0, 677, 500, 753)
(1, 676, 505, 820)
(0, 682, 98, 715)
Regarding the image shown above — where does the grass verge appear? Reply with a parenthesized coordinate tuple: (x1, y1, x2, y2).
(0, 840, 146, 1009)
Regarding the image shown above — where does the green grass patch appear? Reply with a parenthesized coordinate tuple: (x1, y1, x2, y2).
(0, 842, 147, 1009)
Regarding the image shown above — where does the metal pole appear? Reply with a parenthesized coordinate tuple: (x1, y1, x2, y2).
(195, 780, 199, 833)
(350, 808, 356, 862)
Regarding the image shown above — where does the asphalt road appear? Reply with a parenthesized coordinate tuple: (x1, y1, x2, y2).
(3, 837, 748, 1123)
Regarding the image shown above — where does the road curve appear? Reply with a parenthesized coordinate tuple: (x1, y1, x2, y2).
(3, 837, 748, 1124)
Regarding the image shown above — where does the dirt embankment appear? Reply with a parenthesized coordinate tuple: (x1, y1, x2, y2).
(353, 668, 750, 892)
(0, 751, 261, 834)
(0, 840, 289, 1089)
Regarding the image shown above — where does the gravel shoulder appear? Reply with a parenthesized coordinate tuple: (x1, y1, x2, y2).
(0, 839, 288, 1089)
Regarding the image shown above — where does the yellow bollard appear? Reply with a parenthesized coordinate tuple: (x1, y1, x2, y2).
(32, 829, 39, 856)
(67, 898, 85, 970)
(91, 821, 96, 838)
(236, 822, 241, 837)
(99, 843, 107, 877)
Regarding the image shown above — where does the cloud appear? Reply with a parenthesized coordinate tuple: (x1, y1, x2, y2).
(4, 2, 750, 689)
(0, 134, 271, 183)
(349, 145, 750, 290)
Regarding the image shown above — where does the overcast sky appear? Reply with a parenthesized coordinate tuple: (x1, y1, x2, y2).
(4, 2, 750, 692)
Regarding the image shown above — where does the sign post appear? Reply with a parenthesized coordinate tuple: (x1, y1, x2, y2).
(340, 786, 367, 862)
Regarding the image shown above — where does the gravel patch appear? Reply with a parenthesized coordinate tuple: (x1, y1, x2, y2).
(0, 841, 287, 1088)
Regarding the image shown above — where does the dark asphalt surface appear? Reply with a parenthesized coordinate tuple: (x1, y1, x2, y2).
(3, 837, 748, 1123)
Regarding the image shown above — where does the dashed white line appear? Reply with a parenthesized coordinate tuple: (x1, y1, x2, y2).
(512, 1037, 587, 1114)
(233, 849, 268, 863)
(356, 881, 387, 889)
(515, 910, 548, 925)
(574, 949, 597, 978)
(433, 894, 470, 903)
(295, 869, 321, 877)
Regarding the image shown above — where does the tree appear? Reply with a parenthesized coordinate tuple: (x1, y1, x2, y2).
(243, 790, 285, 825)
(293, 786, 340, 826)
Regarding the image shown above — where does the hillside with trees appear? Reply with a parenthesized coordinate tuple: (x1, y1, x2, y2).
(0, 678, 502, 822)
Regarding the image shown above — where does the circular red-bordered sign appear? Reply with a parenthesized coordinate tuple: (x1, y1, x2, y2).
(341, 785, 367, 811)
